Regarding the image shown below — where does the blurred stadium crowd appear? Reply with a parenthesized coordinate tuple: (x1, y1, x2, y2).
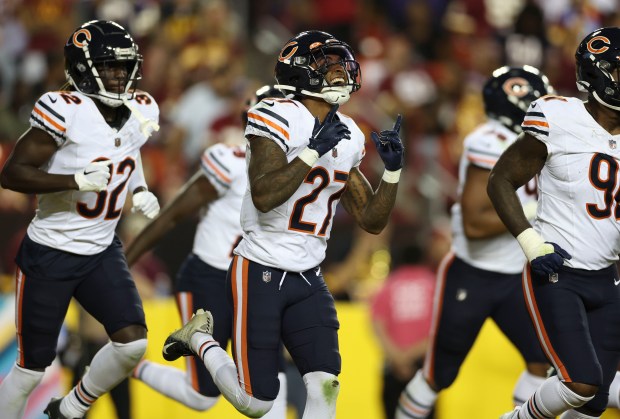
(0, 0, 619, 300)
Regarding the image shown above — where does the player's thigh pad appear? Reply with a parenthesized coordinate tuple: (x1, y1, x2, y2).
(526, 265, 620, 386)
(492, 271, 547, 363)
(280, 266, 341, 377)
(15, 235, 94, 368)
(427, 256, 497, 388)
(74, 237, 146, 336)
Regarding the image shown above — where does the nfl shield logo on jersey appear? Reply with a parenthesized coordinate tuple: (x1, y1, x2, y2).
(610, 139, 617, 150)
(262, 271, 272, 283)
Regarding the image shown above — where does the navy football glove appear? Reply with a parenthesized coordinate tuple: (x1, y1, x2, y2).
(371, 114, 404, 171)
(308, 104, 351, 157)
(530, 242, 572, 276)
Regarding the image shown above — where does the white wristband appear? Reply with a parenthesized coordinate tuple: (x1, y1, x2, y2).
(522, 201, 538, 220)
(516, 228, 550, 262)
(382, 169, 401, 183)
(298, 147, 319, 167)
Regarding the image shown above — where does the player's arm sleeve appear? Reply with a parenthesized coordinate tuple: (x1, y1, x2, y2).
(199, 144, 233, 197)
(245, 102, 291, 153)
(463, 134, 501, 171)
(521, 100, 551, 150)
(29, 93, 68, 146)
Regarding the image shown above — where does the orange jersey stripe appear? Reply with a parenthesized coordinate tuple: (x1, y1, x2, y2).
(33, 106, 66, 132)
(247, 112, 290, 140)
(523, 120, 549, 128)
(202, 154, 231, 184)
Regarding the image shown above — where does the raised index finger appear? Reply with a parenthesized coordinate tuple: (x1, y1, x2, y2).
(392, 114, 402, 133)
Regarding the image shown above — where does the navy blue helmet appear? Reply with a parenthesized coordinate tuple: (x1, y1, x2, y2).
(274, 30, 361, 105)
(64, 20, 142, 107)
(575, 27, 620, 110)
(483, 66, 553, 133)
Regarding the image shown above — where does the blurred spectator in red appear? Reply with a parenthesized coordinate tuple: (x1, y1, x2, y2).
(371, 244, 436, 419)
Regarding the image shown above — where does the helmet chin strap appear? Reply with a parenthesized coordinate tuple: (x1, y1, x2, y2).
(274, 84, 351, 105)
(592, 90, 620, 111)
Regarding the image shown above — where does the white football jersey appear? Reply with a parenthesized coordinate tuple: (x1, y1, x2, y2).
(237, 98, 366, 272)
(27, 90, 159, 255)
(523, 96, 620, 270)
(193, 143, 247, 270)
(451, 120, 538, 273)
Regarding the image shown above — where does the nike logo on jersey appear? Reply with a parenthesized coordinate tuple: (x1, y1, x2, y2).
(263, 101, 275, 107)
(48, 95, 57, 103)
(530, 102, 537, 108)
(614, 278, 620, 286)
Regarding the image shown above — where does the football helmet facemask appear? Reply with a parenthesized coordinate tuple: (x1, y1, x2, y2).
(576, 27, 620, 111)
(483, 65, 553, 133)
(274, 30, 361, 105)
(64, 20, 142, 108)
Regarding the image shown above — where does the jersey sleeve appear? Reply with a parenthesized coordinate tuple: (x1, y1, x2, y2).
(132, 91, 160, 123)
(29, 92, 70, 146)
(200, 144, 237, 196)
(522, 99, 550, 142)
(245, 100, 293, 153)
(462, 126, 507, 170)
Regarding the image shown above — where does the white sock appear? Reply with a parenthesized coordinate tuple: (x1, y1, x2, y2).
(517, 376, 593, 418)
(513, 370, 546, 406)
(607, 371, 620, 408)
(61, 339, 147, 418)
(193, 334, 273, 417)
(0, 364, 44, 419)
(559, 410, 600, 418)
(133, 360, 217, 411)
(396, 370, 438, 419)
(262, 372, 287, 419)
(302, 371, 340, 419)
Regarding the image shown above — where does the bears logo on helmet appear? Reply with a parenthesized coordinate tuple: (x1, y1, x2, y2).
(64, 20, 142, 108)
(483, 65, 553, 133)
(274, 30, 361, 105)
(576, 27, 620, 111)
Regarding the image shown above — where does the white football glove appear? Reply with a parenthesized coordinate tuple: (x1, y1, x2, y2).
(132, 190, 160, 219)
(74, 160, 111, 192)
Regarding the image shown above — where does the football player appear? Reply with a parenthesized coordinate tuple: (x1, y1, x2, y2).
(490, 27, 620, 419)
(0, 20, 159, 419)
(127, 86, 288, 418)
(395, 66, 554, 419)
(160, 30, 404, 418)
